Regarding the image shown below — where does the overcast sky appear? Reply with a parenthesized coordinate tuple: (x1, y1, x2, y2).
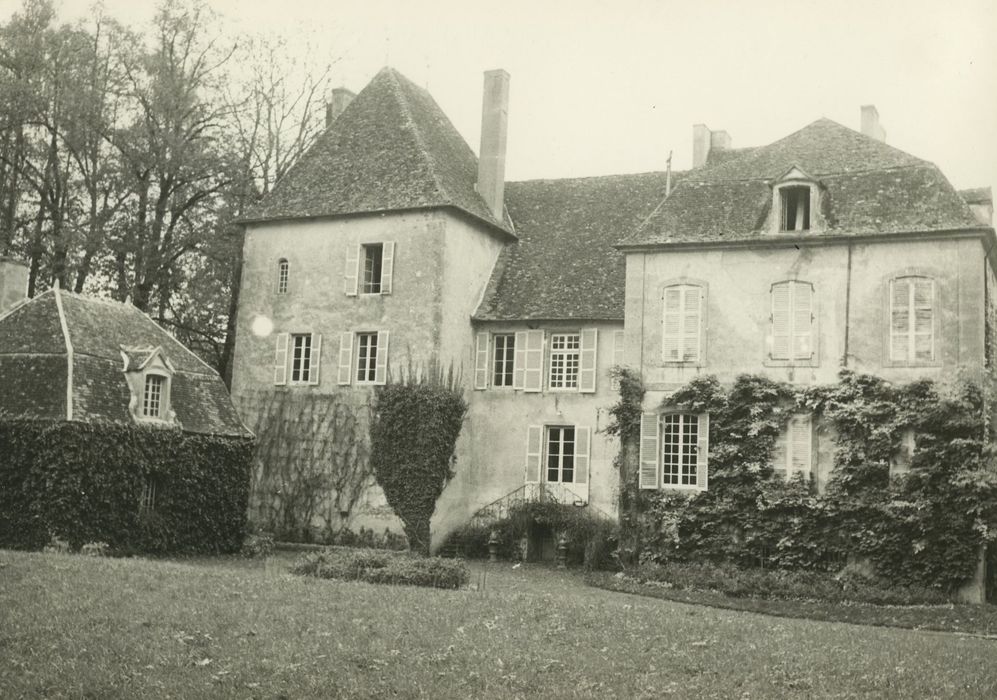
(8, 0, 997, 193)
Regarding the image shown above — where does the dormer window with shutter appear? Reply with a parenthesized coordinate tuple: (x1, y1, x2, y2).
(771, 167, 822, 234)
(767, 280, 818, 367)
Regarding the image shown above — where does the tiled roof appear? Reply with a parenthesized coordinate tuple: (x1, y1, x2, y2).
(625, 119, 986, 247)
(475, 172, 679, 321)
(242, 67, 513, 237)
(0, 290, 251, 437)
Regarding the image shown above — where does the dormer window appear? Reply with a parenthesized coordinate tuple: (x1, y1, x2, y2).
(780, 186, 811, 231)
(121, 345, 176, 425)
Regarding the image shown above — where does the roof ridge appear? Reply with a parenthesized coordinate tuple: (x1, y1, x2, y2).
(684, 161, 939, 185)
(384, 68, 448, 203)
(508, 170, 677, 186)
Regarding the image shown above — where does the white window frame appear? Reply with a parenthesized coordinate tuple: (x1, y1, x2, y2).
(361, 243, 384, 294)
(660, 413, 701, 489)
(544, 425, 577, 484)
(888, 275, 936, 365)
(661, 283, 704, 365)
(141, 372, 167, 419)
(639, 412, 709, 492)
(548, 332, 581, 390)
(355, 331, 379, 384)
(492, 333, 515, 387)
(289, 333, 314, 384)
(779, 185, 812, 232)
(276, 258, 289, 294)
(139, 476, 157, 515)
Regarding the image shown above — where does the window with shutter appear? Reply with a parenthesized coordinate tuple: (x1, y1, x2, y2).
(889, 276, 935, 364)
(638, 413, 660, 489)
(474, 332, 489, 390)
(770, 281, 815, 363)
(773, 414, 813, 479)
(289, 333, 313, 384)
(492, 334, 515, 387)
(662, 284, 702, 363)
(661, 413, 705, 488)
(549, 333, 581, 389)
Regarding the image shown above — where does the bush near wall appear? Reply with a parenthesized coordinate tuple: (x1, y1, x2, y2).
(0, 419, 253, 554)
(291, 547, 469, 589)
(615, 371, 997, 594)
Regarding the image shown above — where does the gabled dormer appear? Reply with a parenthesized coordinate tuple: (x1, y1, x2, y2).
(770, 166, 824, 234)
(121, 345, 178, 426)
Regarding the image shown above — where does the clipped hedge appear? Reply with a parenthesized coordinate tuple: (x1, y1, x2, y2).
(0, 419, 253, 554)
(291, 547, 469, 589)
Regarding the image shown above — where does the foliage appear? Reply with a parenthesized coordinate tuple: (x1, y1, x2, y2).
(0, 419, 253, 554)
(246, 389, 374, 541)
(621, 371, 997, 593)
(316, 526, 409, 551)
(627, 560, 951, 606)
(240, 533, 275, 559)
(290, 547, 469, 590)
(370, 364, 467, 555)
(605, 367, 645, 565)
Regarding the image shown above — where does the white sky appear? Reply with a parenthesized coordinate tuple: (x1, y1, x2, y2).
(7, 0, 997, 192)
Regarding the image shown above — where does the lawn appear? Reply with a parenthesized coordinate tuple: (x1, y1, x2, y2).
(2, 551, 997, 699)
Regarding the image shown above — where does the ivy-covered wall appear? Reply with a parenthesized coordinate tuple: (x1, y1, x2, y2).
(0, 420, 253, 554)
(613, 370, 997, 594)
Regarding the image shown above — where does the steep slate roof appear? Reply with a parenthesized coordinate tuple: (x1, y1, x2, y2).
(625, 119, 986, 246)
(0, 289, 251, 437)
(242, 67, 514, 237)
(475, 172, 679, 321)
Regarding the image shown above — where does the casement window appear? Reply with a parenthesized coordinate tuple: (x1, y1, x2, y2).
(772, 414, 813, 479)
(780, 185, 811, 231)
(524, 424, 592, 501)
(276, 258, 289, 294)
(273, 332, 322, 386)
(662, 284, 703, 363)
(142, 374, 166, 418)
(345, 242, 395, 296)
(548, 333, 581, 389)
(889, 276, 935, 363)
(769, 281, 815, 362)
(492, 334, 515, 387)
(638, 412, 709, 491)
(139, 476, 158, 515)
(336, 330, 389, 385)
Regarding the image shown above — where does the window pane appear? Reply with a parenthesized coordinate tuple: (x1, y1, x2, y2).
(362, 245, 383, 293)
(549, 333, 580, 389)
(291, 334, 311, 382)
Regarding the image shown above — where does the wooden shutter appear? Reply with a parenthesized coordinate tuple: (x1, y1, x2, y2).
(682, 287, 701, 362)
(912, 278, 934, 362)
(380, 241, 395, 294)
(638, 413, 659, 489)
(890, 277, 911, 361)
(337, 332, 353, 385)
(573, 426, 591, 503)
(525, 425, 543, 484)
(696, 413, 710, 490)
(344, 245, 360, 296)
(273, 332, 289, 385)
(771, 282, 791, 360)
(611, 329, 625, 390)
(789, 414, 812, 475)
(578, 328, 598, 393)
(513, 330, 527, 389)
(308, 334, 322, 385)
(523, 329, 544, 393)
(473, 332, 489, 390)
(792, 283, 814, 360)
(374, 330, 389, 385)
(662, 287, 682, 361)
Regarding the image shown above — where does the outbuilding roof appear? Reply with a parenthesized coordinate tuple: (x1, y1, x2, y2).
(242, 67, 514, 237)
(0, 289, 251, 437)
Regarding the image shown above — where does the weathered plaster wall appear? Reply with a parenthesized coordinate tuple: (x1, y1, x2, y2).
(433, 321, 624, 544)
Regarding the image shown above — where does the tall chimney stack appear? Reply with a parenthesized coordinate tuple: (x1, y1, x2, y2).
(692, 123, 711, 168)
(0, 256, 29, 315)
(477, 69, 510, 221)
(861, 105, 886, 142)
(325, 87, 357, 128)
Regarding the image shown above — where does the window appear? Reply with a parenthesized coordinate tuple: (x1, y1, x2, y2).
(290, 334, 313, 383)
(139, 477, 157, 515)
(772, 414, 813, 478)
(545, 426, 575, 483)
(890, 276, 935, 363)
(142, 374, 164, 418)
(276, 258, 289, 294)
(492, 334, 515, 387)
(362, 244, 383, 294)
(662, 284, 702, 363)
(770, 281, 815, 362)
(639, 412, 709, 491)
(548, 333, 580, 389)
(780, 185, 811, 231)
(356, 332, 379, 383)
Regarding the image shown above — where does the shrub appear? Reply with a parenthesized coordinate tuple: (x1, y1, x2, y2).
(291, 547, 469, 590)
(0, 419, 253, 555)
(241, 532, 276, 559)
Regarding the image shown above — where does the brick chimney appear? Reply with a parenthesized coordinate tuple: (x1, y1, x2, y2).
(861, 105, 886, 142)
(476, 69, 510, 221)
(693, 124, 732, 168)
(0, 256, 28, 315)
(325, 88, 356, 128)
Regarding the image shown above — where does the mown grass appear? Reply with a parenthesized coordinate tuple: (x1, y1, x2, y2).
(2, 550, 997, 698)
